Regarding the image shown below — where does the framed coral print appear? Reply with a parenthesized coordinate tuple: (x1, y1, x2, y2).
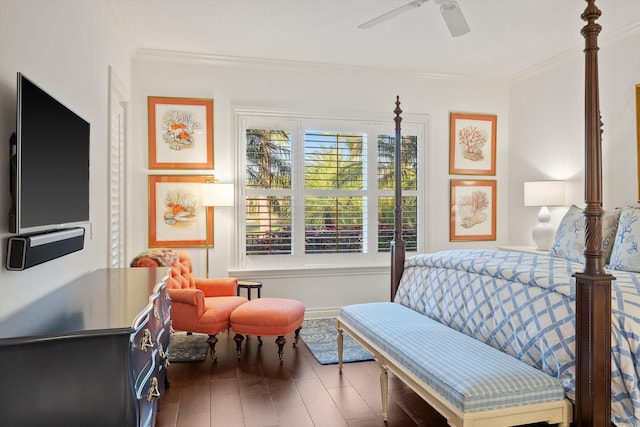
(449, 112, 497, 175)
(450, 179, 496, 241)
(148, 175, 213, 247)
(148, 96, 214, 169)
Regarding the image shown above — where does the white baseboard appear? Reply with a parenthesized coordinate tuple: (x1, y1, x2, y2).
(304, 307, 339, 319)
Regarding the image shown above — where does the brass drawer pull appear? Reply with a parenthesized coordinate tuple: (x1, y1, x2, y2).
(158, 342, 165, 358)
(147, 377, 160, 402)
(140, 329, 154, 352)
(158, 342, 170, 366)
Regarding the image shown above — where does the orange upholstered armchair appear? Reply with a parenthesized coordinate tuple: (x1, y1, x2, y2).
(130, 248, 248, 361)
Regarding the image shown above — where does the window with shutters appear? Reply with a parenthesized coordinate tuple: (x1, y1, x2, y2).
(238, 111, 423, 269)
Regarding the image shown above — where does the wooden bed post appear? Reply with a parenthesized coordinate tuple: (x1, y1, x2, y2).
(390, 96, 406, 301)
(573, 1, 613, 426)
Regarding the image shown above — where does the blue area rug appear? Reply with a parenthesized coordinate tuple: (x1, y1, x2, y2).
(300, 318, 373, 365)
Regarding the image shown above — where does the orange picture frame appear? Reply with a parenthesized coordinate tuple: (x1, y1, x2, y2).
(148, 175, 214, 247)
(148, 96, 214, 169)
(450, 179, 497, 241)
(449, 112, 497, 176)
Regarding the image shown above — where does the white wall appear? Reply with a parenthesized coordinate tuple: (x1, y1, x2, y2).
(0, 0, 133, 319)
(508, 30, 640, 246)
(131, 54, 510, 316)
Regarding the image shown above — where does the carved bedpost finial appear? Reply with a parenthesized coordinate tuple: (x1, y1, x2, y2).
(394, 96, 402, 128)
(581, 0, 602, 29)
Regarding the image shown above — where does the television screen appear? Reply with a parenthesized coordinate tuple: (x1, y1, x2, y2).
(10, 73, 90, 234)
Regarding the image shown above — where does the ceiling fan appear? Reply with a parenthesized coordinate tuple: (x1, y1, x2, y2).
(358, 0, 470, 37)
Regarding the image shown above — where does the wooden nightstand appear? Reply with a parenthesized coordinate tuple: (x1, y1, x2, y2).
(497, 245, 549, 256)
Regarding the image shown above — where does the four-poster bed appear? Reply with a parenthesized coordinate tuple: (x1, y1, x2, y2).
(382, 1, 637, 426)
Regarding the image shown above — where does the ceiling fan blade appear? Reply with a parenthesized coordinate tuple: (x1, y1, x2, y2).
(438, 0, 470, 37)
(358, 0, 429, 29)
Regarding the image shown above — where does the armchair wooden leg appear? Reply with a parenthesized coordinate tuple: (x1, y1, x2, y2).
(233, 333, 244, 358)
(207, 334, 219, 362)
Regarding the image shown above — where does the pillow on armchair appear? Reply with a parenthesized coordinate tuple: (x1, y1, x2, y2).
(129, 248, 178, 268)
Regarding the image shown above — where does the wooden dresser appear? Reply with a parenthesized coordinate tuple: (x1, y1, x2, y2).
(0, 268, 172, 427)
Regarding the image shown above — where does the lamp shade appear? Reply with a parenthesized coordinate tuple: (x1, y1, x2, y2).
(523, 181, 565, 207)
(201, 183, 234, 207)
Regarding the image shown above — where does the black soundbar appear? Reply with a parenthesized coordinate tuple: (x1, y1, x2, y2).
(6, 227, 85, 271)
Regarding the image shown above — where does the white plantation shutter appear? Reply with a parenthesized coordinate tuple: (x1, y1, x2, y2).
(304, 130, 366, 254)
(108, 68, 127, 267)
(237, 110, 424, 269)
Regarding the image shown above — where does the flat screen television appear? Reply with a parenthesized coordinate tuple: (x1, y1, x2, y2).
(9, 72, 90, 234)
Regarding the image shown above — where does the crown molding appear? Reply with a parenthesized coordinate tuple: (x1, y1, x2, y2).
(509, 21, 640, 84)
(136, 21, 640, 85)
(133, 48, 503, 84)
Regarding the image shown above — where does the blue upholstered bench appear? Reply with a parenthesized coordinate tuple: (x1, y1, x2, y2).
(337, 302, 572, 427)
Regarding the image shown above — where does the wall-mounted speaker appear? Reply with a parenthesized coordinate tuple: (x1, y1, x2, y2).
(6, 227, 85, 271)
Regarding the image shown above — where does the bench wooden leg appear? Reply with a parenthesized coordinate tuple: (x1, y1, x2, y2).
(337, 327, 344, 372)
(379, 363, 389, 421)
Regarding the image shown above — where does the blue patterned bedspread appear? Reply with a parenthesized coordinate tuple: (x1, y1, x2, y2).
(394, 249, 640, 427)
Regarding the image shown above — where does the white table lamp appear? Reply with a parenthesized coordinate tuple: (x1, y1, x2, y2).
(201, 182, 234, 278)
(524, 181, 565, 251)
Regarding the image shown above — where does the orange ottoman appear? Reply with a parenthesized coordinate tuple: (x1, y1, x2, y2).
(230, 297, 305, 362)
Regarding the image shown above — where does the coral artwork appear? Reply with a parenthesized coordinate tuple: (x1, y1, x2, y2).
(457, 190, 489, 228)
(163, 188, 197, 227)
(458, 126, 488, 161)
(450, 179, 496, 241)
(149, 175, 212, 247)
(148, 96, 213, 169)
(161, 110, 201, 151)
(449, 113, 496, 176)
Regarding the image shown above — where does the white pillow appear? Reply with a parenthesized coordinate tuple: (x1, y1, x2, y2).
(549, 205, 620, 265)
(609, 207, 640, 272)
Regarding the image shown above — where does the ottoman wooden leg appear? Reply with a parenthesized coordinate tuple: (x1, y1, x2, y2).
(275, 335, 287, 363)
(293, 326, 302, 347)
(207, 334, 219, 362)
(233, 333, 244, 358)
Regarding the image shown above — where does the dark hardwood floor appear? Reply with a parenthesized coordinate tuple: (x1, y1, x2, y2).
(156, 328, 559, 427)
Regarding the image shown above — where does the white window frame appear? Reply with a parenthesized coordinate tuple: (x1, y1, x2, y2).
(233, 106, 427, 271)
